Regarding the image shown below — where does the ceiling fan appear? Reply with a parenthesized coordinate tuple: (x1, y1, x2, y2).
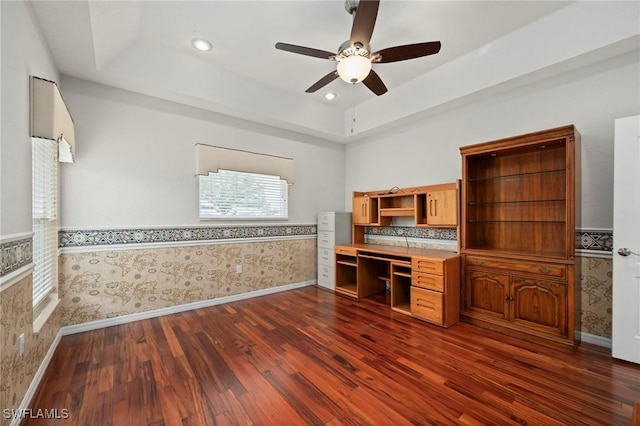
(275, 0, 441, 96)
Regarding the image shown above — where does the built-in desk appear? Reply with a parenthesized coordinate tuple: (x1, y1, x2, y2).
(334, 243, 460, 328)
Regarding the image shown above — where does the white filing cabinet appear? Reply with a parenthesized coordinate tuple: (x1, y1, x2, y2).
(317, 212, 352, 290)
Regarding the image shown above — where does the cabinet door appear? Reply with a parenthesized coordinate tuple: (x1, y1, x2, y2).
(426, 190, 458, 226)
(463, 269, 509, 320)
(511, 277, 567, 337)
(353, 196, 373, 224)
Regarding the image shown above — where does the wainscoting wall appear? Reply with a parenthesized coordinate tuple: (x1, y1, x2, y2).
(58, 239, 316, 326)
(0, 275, 60, 426)
(57, 225, 318, 326)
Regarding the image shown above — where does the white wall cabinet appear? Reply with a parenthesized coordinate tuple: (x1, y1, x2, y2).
(317, 212, 351, 290)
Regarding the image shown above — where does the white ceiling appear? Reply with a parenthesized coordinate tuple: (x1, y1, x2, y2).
(28, 1, 638, 143)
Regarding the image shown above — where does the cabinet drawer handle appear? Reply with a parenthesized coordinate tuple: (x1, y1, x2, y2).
(474, 259, 484, 265)
(416, 302, 434, 310)
(539, 267, 551, 274)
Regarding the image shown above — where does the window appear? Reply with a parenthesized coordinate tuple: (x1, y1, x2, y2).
(199, 170, 288, 219)
(32, 138, 58, 307)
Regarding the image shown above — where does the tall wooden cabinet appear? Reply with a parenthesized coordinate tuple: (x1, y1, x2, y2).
(459, 125, 581, 352)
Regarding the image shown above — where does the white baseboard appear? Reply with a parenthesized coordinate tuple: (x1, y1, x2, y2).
(61, 280, 316, 335)
(12, 330, 63, 426)
(581, 332, 612, 348)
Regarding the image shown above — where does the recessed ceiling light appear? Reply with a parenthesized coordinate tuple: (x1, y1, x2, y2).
(324, 92, 338, 101)
(191, 38, 212, 52)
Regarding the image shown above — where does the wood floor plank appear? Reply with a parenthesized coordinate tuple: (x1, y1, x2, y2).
(24, 286, 640, 425)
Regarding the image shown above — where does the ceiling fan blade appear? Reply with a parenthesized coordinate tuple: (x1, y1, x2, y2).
(374, 41, 441, 63)
(305, 71, 339, 93)
(350, 0, 379, 49)
(275, 42, 336, 60)
(362, 70, 387, 96)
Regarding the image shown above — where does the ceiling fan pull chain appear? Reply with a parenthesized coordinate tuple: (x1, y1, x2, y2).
(351, 88, 356, 134)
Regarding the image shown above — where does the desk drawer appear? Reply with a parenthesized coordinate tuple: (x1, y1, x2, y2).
(335, 246, 357, 256)
(411, 287, 443, 324)
(412, 272, 444, 292)
(412, 257, 444, 275)
(465, 256, 566, 279)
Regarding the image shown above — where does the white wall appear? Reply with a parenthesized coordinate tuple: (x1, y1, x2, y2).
(0, 1, 59, 236)
(345, 51, 640, 229)
(59, 77, 346, 228)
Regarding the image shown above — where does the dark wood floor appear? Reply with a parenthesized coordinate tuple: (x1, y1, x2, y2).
(26, 286, 640, 425)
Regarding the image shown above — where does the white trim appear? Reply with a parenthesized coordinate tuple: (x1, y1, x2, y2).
(0, 232, 34, 244)
(577, 227, 613, 233)
(0, 263, 34, 293)
(59, 234, 317, 254)
(33, 295, 61, 333)
(576, 249, 613, 259)
(11, 330, 63, 426)
(61, 280, 316, 335)
(581, 332, 612, 348)
(58, 223, 316, 231)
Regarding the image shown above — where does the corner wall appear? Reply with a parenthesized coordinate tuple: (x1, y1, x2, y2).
(0, 2, 62, 425)
(345, 52, 639, 342)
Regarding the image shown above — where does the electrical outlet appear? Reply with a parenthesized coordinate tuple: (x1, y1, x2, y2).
(236, 264, 242, 274)
(18, 333, 25, 356)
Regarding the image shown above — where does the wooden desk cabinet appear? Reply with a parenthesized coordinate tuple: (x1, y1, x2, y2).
(335, 243, 460, 328)
(351, 182, 459, 243)
(352, 195, 378, 225)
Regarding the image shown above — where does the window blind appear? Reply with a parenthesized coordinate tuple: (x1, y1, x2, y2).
(199, 169, 288, 219)
(32, 138, 58, 306)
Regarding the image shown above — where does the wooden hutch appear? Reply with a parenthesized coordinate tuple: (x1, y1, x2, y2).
(459, 125, 581, 352)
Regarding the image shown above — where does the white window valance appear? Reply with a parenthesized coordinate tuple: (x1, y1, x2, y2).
(195, 144, 294, 184)
(30, 76, 75, 163)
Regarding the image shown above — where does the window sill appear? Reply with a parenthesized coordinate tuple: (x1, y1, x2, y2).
(33, 293, 60, 334)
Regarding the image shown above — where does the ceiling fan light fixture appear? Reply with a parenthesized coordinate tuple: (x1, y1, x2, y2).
(337, 55, 372, 84)
(191, 38, 212, 52)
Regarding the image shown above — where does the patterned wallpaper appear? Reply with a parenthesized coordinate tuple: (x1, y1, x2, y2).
(365, 226, 457, 241)
(58, 238, 316, 326)
(0, 275, 59, 426)
(580, 256, 613, 338)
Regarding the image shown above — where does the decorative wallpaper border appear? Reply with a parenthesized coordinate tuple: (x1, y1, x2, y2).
(0, 237, 33, 277)
(2, 227, 615, 261)
(363, 227, 614, 251)
(365, 226, 457, 241)
(59, 224, 317, 248)
(576, 230, 613, 252)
